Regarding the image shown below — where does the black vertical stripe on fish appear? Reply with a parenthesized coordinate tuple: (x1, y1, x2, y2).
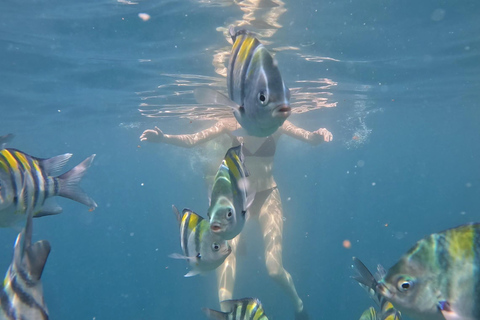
(15, 267, 35, 288)
(0, 152, 18, 207)
(0, 288, 16, 320)
(232, 303, 238, 320)
(229, 36, 243, 102)
(240, 300, 248, 320)
(474, 226, 480, 319)
(182, 213, 191, 258)
(53, 178, 59, 196)
(194, 220, 201, 256)
(10, 152, 30, 213)
(239, 38, 260, 104)
(25, 155, 40, 210)
(42, 168, 49, 200)
(9, 276, 48, 320)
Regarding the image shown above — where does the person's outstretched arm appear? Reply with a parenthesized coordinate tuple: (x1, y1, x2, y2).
(280, 120, 333, 145)
(140, 121, 227, 148)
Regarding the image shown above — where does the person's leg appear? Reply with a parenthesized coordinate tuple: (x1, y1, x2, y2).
(216, 235, 239, 311)
(258, 188, 304, 313)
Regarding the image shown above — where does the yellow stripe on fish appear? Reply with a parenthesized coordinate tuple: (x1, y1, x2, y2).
(446, 225, 475, 260)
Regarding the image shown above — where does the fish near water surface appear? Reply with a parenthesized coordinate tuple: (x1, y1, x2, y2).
(0, 148, 97, 227)
(195, 28, 291, 137)
(375, 223, 480, 320)
(203, 298, 268, 320)
(0, 211, 51, 320)
(170, 205, 231, 277)
(208, 144, 253, 240)
(352, 257, 401, 320)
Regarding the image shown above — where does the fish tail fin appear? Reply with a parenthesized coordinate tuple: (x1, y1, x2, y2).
(57, 154, 97, 210)
(202, 308, 229, 320)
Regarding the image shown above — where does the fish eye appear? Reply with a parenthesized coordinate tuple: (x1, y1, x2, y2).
(258, 91, 268, 105)
(226, 208, 233, 219)
(212, 243, 220, 251)
(396, 277, 414, 292)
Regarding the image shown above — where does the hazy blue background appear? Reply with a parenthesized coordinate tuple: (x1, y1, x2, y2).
(0, 0, 479, 319)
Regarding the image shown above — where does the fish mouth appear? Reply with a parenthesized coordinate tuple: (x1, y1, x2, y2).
(376, 282, 393, 299)
(210, 223, 223, 233)
(272, 104, 291, 118)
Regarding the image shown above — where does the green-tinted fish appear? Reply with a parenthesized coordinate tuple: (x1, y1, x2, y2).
(376, 223, 480, 320)
(203, 298, 268, 320)
(0, 210, 51, 319)
(195, 28, 291, 137)
(352, 257, 401, 320)
(170, 205, 231, 277)
(0, 148, 97, 227)
(208, 144, 253, 240)
(359, 307, 378, 320)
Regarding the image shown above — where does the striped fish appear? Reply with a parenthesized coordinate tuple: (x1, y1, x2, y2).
(208, 144, 254, 240)
(195, 28, 291, 137)
(170, 205, 231, 277)
(352, 257, 401, 320)
(203, 298, 268, 320)
(376, 223, 480, 320)
(0, 148, 97, 227)
(0, 210, 50, 319)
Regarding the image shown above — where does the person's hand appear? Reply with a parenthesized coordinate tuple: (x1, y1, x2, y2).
(313, 128, 333, 142)
(140, 126, 164, 143)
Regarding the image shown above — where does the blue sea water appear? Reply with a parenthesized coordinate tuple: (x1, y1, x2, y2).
(1, 0, 479, 319)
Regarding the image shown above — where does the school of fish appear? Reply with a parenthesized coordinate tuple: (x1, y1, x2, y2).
(1, 25, 477, 320)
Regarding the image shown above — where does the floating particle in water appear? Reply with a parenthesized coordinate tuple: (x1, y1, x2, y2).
(371, 182, 376, 186)
(343, 239, 351, 249)
(287, 197, 291, 201)
(357, 160, 365, 167)
(431, 8, 446, 21)
(141, 183, 144, 186)
(466, 182, 472, 187)
(138, 13, 151, 21)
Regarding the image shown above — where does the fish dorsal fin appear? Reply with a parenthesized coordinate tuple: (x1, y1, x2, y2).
(202, 307, 229, 320)
(0, 134, 14, 150)
(36, 153, 73, 176)
(26, 240, 51, 281)
(194, 88, 241, 112)
(14, 208, 51, 281)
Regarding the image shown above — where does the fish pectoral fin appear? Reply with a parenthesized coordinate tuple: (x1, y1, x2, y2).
(202, 307, 229, 320)
(194, 88, 240, 111)
(35, 200, 62, 217)
(168, 253, 189, 260)
(184, 269, 201, 277)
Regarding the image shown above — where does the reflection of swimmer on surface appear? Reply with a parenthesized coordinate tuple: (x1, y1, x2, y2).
(140, 117, 332, 319)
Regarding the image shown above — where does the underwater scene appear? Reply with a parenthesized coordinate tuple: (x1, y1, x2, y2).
(1, 0, 479, 319)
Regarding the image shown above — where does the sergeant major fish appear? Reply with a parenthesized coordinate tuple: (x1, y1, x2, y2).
(0, 148, 97, 227)
(170, 205, 231, 277)
(376, 223, 480, 320)
(203, 298, 269, 320)
(0, 209, 51, 319)
(195, 28, 291, 137)
(208, 144, 254, 240)
(352, 257, 401, 320)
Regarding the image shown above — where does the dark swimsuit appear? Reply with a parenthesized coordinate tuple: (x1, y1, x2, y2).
(232, 135, 278, 212)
